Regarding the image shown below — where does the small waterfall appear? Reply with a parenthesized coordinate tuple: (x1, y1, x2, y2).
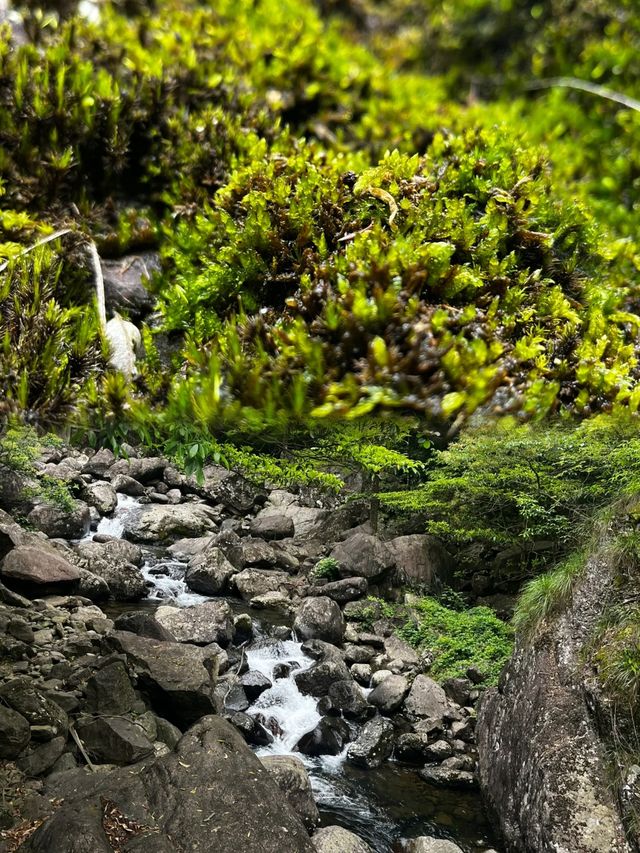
(246, 639, 321, 754)
(94, 493, 141, 539)
(141, 556, 207, 607)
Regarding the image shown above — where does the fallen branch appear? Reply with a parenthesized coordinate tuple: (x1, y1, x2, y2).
(69, 724, 97, 772)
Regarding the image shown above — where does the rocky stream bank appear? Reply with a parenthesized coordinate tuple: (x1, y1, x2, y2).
(0, 446, 500, 852)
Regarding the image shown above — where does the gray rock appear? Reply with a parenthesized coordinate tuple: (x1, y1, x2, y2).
(17, 736, 66, 777)
(402, 838, 463, 853)
(1, 545, 80, 590)
(295, 716, 350, 756)
(249, 513, 295, 541)
(347, 717, 394, 768)
(313, 825, 373, 853)
(351, 663, 372, 685)
(184, 546, 237, 595)
(154, 601, 234, 647)
(0, 705, 30, 758)
(113, 611, 176, 641)
(294, 659, 351, 696)
(75, 716, 155, 765)
(395, 732, 432, 764)
(167, 535, 215, 558)
(123, 504, 218, 543)
(102, 252, 159, 320)
(327, 679, 370, 720)
(418, 763, 476, 789)
(0, 677, 68, 740)
(254, 499, 327, 540)
(294, 596, 345, 645)
(109, 456, 168, 484)
(110, 473, 146, 496)
(307, 576, 368, 603)
(83, 482, 118, 515)
(404, 675, 449, 723)
(85, 661, 137, 714)
(330, 533, 395, 580)
(233, 568, 294, 601)
(260, 754, 319, 830)
(367, 674, 409, 714)
(108, 631, 219, 726)
(386, 534, 453, 589)
(23, 716, 314, 853)
(240, 670, 272, 701)
(27, 501, 91, 539)
(383, 634, 419, 667)
(81, 448, 115, 478)
(73, 540, 147, 601)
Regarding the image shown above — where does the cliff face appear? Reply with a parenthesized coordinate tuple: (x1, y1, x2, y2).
(477, 552, 634, 853)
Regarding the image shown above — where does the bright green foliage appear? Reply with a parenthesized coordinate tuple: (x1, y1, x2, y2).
(380, 417, 640, 551)
(512, 550, 587, 633)
(0, 425, 75, 509)
(0, 244, 103, 424)
(310, 557, 341, 582)
(591, 603, 640, 708)
(349, 595, 513, 685)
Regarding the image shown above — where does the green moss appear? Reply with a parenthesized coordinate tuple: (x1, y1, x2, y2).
(0, 425, 75, 510)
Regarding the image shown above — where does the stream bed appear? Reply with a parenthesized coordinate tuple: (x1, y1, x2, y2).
(99, 495, 500, 853)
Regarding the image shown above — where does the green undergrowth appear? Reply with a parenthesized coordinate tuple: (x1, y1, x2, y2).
(349, 595, 514, 685)
(0, 425, 75, 510)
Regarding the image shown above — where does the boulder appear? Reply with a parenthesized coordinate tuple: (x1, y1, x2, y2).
(402, 839, 463, 853)
(383, 634, 419, 667)
(418, 762, 476, 789)
(17, 736, 67, 777)
(395, 732, 432, 764)
(254, 498, 328, 540)
(293, 596, 345, 645)
(295, 716, 350, 756)
(1, 545, 80, 592)
(294, 659, 350, 697)
(110, 473, 146, 496)
(23, 716, 315, 853)
(307, 576, 368, 603)
(240, 670, 272, 701)
(83, 482, 118, 515)
(108, 631, 219, 726)
(347, 717, 394, 769)
(0, 677, 68, 740)
(85, 661, 137, 714)
(123, 504, 217, 543)
(404, 675, 449, 723)
(226, 711, 273, 746)
(154, 601, 234, 647)
(109, 456, 168, 483)
(0, 705, 30, 758)
(327, 679, 370, 720)
(233, 568, 293, 601)
(250, 590, 293, 611)
(249, 513, 294, 540)
(330, 533, 395, 580)
(75, 716, 155, 765)
(81, 448, 115, 478)
(367, 674, 409, 714)
(229, 537, 277, 568)
(260, 754, 320, 830)
(0, 464, 37, 512)
(184, 546, 237, 595)
(113, 611, 176, 641)
(72, 540, 147, 601)
(27, 501, 91, 540)
(168, 535, 215, 558)
(166, 464, 265, 514)
(386, 534, 453, 589)
(101, 251, 159, 320)
(312, 825, 373, 853)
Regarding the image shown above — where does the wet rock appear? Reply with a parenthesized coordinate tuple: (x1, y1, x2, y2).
(395, 732, 432, 764)
(0, 678, 68, 740)
(17, 736, 67, 777)
(294, 659, 350, 696)
(312, 825, 373, 853)
(351, 663, 372, 686)
(110, 473, 146, 496)
(403, 838, 463, 853)
(386, 534, 453, 589)
(83, 482, 118, 516)
(226, 710, 272, 745)
(1, 546, 80, 592)
(343, 643, 376, 664)
(76, 567, 111, 601)
(295, 716, 350, 756)
(27, 502, 90, 540)
(250, 590, 293, 611)
(155, 601, 234, 647)
(240, 670, 272, 701)
(404, 675, 449, 723)
(327, 679, 370, 720)
(168, 535, 215, 558)
(423, 739, 454, 762)
(249, 514, 294, 541)
(0, 705, 30, 758)
(347, 717, 394, 769)
(81, 449, 115, 479)
(293, 596, 344, 645)
(307, 576, 368, 604)
(75, 716, 154, 765)
(109, 456, 168, 484)
(113, 611, 176, 641)
(184, 546, 237, 595)
(85, 661, 137, 715)
(7, 616, 34, 643)
(23, 716, 314, 853)
(261, 754, 319, 830)
(73, 541, 147, 601)
(123, 503, 218, 543)
(233, 612, 253, 643)
(330, 532, 395, 581)
(368, 674, 409, 714)
(222, 682, 249, 713)
(419, 759, 477, 789)
(442, 677, 472, 707)
(108, 631, 219, 726)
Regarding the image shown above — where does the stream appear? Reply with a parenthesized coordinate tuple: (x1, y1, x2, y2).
(96, 495, 500, 853)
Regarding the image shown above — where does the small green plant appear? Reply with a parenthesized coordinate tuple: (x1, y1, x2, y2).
(591, 603, 640, 709)
(0, 425, 75, 511)
(310, 557, 340, 582)
(512, 550, 587, 634)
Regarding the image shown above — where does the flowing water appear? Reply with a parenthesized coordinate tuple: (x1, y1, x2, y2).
(97, 496, 500, 852)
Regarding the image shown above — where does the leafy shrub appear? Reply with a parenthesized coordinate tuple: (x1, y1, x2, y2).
(310, 557, 340, 582)
(592, 603, 640, 709)
(0, 425, 75, 510)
